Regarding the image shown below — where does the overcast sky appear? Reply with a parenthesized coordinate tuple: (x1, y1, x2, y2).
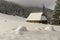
(5, 0, 57, 10)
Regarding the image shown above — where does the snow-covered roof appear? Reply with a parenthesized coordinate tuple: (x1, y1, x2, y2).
(26, 12, 47, 21)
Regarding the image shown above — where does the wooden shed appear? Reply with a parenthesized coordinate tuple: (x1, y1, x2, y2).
(26, 12, 47, 24)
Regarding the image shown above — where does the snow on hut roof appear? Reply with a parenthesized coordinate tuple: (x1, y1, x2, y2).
(26, 12, 47, 21)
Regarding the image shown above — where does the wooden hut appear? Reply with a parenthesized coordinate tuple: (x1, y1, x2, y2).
(26, 12, 47, 24)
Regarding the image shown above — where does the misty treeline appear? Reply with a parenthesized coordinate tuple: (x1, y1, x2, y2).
(0, 0, 40, 18)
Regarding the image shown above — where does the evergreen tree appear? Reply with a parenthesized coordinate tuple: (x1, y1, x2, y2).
(54, 0, 60, 18)
(53, 0, 60, 25)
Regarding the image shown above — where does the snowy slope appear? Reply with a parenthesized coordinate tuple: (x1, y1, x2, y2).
(0, 13, 60, 40)
(0, 13, 26, 33)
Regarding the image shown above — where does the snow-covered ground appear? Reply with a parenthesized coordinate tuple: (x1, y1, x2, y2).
(0, 13, 60, 40)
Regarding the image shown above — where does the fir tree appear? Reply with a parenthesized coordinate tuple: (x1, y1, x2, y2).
(53, 0, 60, 19)
(53, 0, 60, 25)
